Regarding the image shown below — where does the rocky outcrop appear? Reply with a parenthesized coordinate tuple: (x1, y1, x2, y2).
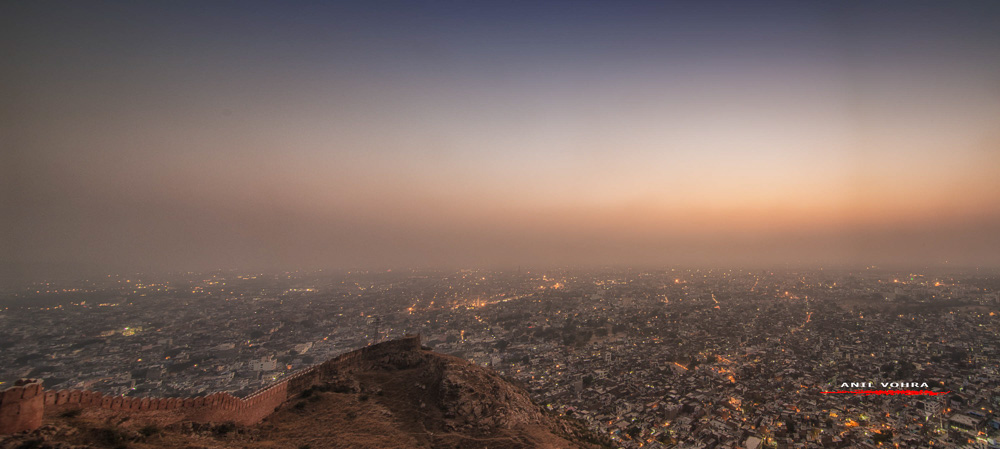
(434, 357, 544, 430)
(1, 338, 609, 448)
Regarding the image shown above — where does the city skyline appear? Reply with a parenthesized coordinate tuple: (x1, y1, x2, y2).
(4, 1, 1000, 284)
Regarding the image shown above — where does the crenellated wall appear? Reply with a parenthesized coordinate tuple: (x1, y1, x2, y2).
(39, 380, 289, 426)
(0, 379, 45, 434)
(0, 336, 421, 435)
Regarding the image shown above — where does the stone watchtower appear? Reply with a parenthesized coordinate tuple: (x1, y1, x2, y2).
(0, 379, 44, 434)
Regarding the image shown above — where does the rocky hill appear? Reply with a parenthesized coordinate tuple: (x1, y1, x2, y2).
(0, 338, 611, 449)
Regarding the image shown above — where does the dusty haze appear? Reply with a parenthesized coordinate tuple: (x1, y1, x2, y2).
(3, 1, 1000, 285)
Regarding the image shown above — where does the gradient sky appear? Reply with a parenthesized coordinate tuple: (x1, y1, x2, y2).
(3, 1, 1000, 284)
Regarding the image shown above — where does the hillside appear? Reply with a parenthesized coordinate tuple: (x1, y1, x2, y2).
(0, 338, 611, 449)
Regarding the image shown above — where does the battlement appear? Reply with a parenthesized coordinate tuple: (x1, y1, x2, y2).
(0, 336, 421, 435)
(328, 334, 422, 367)
(0, 379, 44, 434)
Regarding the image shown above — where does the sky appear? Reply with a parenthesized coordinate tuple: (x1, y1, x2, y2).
(3, 1, 1000, 284)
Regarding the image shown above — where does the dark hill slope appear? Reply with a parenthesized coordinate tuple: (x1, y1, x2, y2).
(1, 340, 610, 449)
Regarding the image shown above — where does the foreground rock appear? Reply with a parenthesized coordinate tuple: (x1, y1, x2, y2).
(1, 339, 611, 449)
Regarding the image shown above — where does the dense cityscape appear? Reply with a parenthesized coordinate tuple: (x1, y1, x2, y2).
(2, 268, 998, 448)
(6, 0, 1000, 447)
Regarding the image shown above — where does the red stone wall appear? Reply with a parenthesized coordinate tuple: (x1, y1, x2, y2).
(2, 336, 422, 434)
(0, 379, 44, 434)
(38, 383, 289, 429)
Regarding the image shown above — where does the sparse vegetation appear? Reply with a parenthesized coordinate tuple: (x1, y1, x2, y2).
(328, 382, 353, 393)
(58, 408, 82, 418)
(139, 423, 161, 437)
(92, 426, 130, 449)
(15, 439, 44, 449)
(213, 421, 237, 435)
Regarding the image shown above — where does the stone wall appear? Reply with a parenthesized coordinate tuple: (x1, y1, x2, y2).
(40, 380, 289, 427)
(0, 336, 421, 434)
(0, 379, 44, 435)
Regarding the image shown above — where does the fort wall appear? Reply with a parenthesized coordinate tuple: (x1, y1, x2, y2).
(0, 379, 44, 434)
(0, 336, 420, 434)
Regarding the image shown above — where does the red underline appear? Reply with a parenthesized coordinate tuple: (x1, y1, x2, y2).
(820, 390, 950, 396)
